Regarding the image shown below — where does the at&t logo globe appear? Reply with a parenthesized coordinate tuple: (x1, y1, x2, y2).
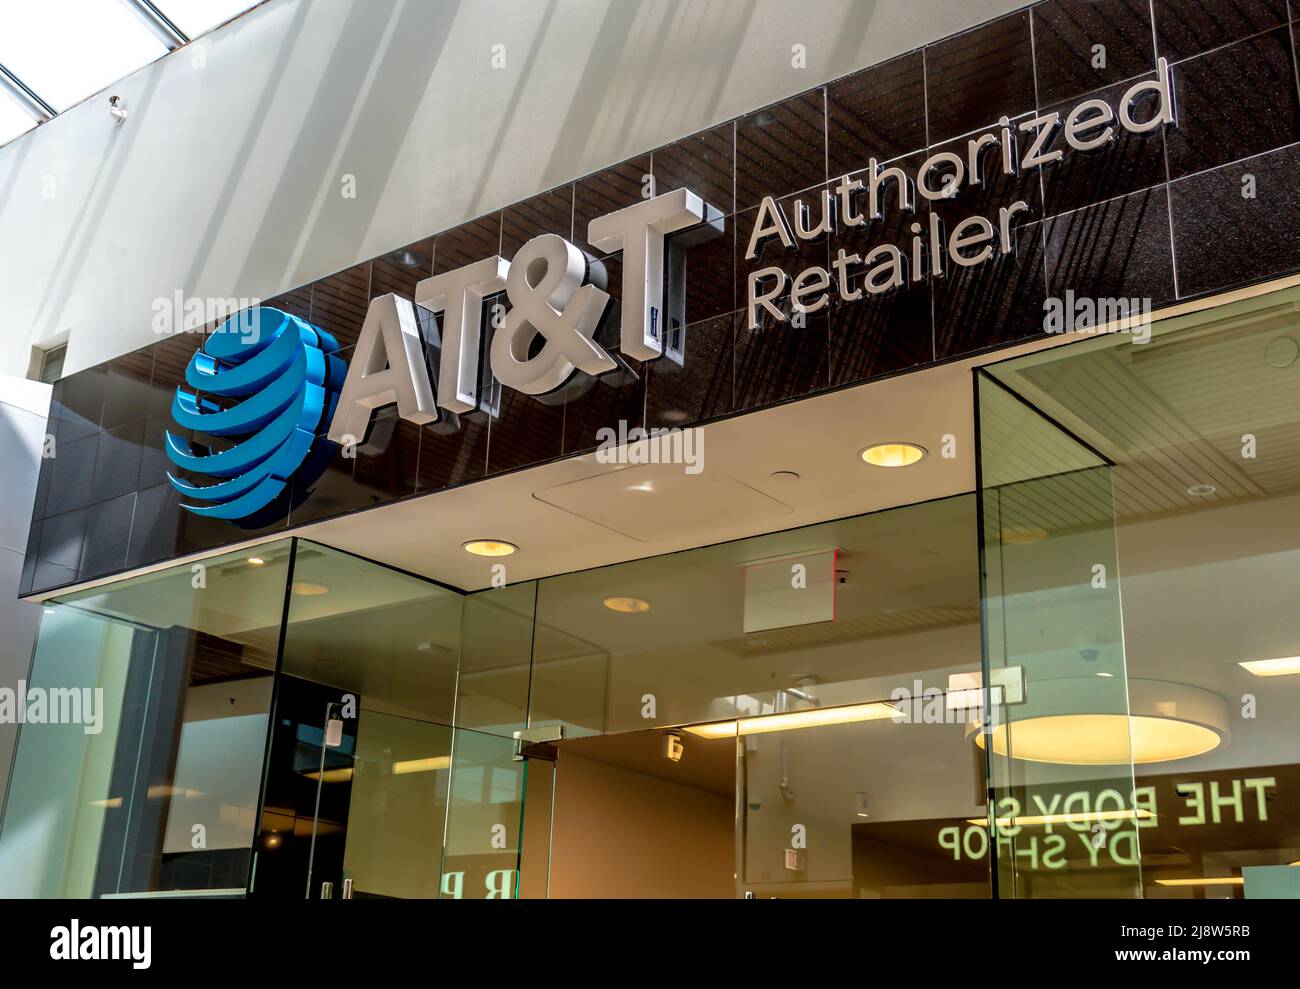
(165, 308, 345, 524)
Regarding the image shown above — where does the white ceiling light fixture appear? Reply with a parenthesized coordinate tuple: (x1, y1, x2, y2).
(970, 679, 1229, 766)
(463, 539, 517, 557)
(860, 442, 926, 468)
(685, 700, 898, 739)
(603, 596, 650, 614)
(1239, 656, 1300, 677)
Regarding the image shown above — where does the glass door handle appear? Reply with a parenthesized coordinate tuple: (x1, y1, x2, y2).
(320, 881, 334, 899)
(341, 878, 354, 900)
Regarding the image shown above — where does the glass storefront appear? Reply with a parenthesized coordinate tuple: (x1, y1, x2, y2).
(3, 284, 1298, 900)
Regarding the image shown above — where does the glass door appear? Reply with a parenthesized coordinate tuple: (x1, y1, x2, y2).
(251, 541, 464, 899)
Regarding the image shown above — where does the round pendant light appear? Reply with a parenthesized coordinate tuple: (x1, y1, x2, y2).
(969, 678, 1229, 765)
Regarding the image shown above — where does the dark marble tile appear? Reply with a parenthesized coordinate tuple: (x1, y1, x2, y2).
(309, 262, 372, 350)
(670, 217, 736, 326)
(139, 414, 181, 491)
(735, 90, 828, 211)
(288, 446, 356, 526)
(416, 412, 488, 491)
(734, 304, 829, 410)
(646, 313, 734, 427)
(501, 186, 575, 258)
(101, 348, 156, 431)
(262, 286, 313, 320)
(20, 519, 41, 596)
(831, 152, 929, 274)
(1153, 0, 1289, 62)
(1040, 74, 1168, 217)
(351, 411, 420, 505)
(33, 560, 78, 594)
(149, 331, 204, 397)
(925, 10, 1035, 143)
(91, 419, 145, 504)
(653, 121, 735, 215)
(1032, 0, 1155, 105)
(369, 239, 434, 301)
(1167, 28, 1300, 179)
(1045, 185, 1176, 310)
(38, 507, 89, 571)
(125, 483, 183, 571)
(81, 493, 135, 576)
(433, 213, 502, 273)
(487, 383, 565, 474)
(562, 357, 645, 457)
(828, 282, 933, 385)
(50, 366, 106, 443)
(827, 50, 927, 177)
(574, 156, 651, 255)
(45, 433, 99, 517)
(934, 220, 1047, 358)
(1170, 143, 1300, 296)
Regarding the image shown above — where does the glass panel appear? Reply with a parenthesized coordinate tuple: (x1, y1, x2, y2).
(455, 581, 535, 737)
(529, 497, 983, 739)
(440, 728, 530, 899)
(0, 0, 167, 112)
(977, 371, 1142, 898)
(984, 285, 1300, 899)
(0, 540, 293, 897)
(253, 541, 463, 899)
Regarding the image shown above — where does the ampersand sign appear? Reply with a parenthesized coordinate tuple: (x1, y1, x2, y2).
(490, 234, 614, 394)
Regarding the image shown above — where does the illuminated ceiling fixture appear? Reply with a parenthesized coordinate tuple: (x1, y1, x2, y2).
(291, 581, 330, 596)
(1239, 656, 1300, 677)
(860, 442, 926, 467)
(970, 679, 1229, 765)
(305, 767, 353, 783)
(603, 596, 651, 614)
(967, 808, 1154, 828)
(1000, 525, 1049, 545)
(1187, 483, 1216, 497)
(1154, 877, 1243, 887)
(246, 556, 266, 566)
(684, 701, 898, 739)
(392, 756, 451, 775)
(463, 539, 518, 557)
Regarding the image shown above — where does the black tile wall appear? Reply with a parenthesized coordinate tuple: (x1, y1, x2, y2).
(1153, 0, 1291, 62)
(1031, 0, 1155, 105)
(24, 0, 1300, 596)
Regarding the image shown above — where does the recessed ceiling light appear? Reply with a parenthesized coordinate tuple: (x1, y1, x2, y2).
(1187, 483, 1216, 497)
(291, 581, 330, 596)
(247, 556, 266, 566)
(1239, 656, 1300, 677)
(1264, 336, 1299, 368)
(463, 539, 518, 557)
(627, 481, 655, 493)
(860, 442, 926, 467)
(604, 596, 651, 613)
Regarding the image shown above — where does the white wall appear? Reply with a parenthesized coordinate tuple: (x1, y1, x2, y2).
(0, 375, 50, 811)
(0, 0, 1030, 378)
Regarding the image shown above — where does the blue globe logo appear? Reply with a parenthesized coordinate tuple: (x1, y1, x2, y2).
(165, 307, 346, 524)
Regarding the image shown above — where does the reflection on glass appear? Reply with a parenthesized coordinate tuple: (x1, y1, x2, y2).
(0, 541, 292, 897)
(980, 284, 1300, 899)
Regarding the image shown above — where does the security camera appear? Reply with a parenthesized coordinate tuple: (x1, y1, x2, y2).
(108, 96, 127, 125)
(1079, 647, 1100, 662)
